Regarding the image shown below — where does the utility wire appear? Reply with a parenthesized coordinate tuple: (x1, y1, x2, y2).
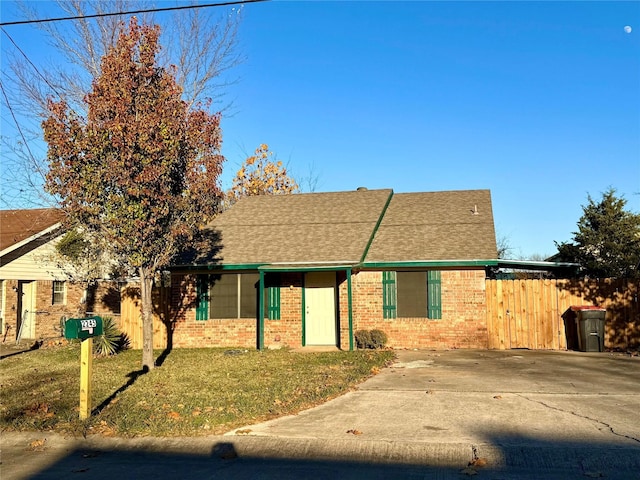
(1, 29, 64, 99)
(0, 0, 268, 27)
(0, 79, 38, 171)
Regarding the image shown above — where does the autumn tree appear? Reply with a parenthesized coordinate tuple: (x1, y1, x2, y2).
(555, 188, 640, 279)
(43, 19, 224, 370)
(2, 0, 241, 208)
(225, 144, 299, 207)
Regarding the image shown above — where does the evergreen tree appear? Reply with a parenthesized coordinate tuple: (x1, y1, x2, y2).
(556, 188, 640, 278)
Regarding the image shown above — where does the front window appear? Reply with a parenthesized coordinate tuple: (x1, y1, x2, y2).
(52, 281, 66, 305)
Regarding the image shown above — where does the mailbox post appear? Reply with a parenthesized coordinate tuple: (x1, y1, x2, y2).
(64, 316, 103, 420)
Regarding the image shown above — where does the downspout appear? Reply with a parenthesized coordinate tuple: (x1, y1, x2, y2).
(258, 271, 265, 350)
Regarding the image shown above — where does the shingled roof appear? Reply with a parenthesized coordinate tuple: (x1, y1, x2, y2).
(204, 189, 393, 265)
(364, 190, 497, 262)
(0, 208, 64, 252)
(188, 188, 497, 268)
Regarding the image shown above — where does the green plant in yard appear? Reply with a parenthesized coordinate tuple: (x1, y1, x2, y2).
(355, 329, 388, 349)
(369, 329, 388, 349)
(94, 317, 130, 356)
(355, 330, 372, 349)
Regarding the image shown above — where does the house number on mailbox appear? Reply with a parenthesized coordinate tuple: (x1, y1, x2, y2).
(80, 319, 97, 333)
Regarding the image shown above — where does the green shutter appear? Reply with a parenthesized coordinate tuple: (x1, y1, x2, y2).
(427, 270, 442, 319)
(196, 275, 209, 321)
(267, 286, 281, 320)
(382, 271, 397, 319)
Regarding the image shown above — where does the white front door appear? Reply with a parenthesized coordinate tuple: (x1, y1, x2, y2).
(19, 281, 36, 339)
(305, 272, 337, 345)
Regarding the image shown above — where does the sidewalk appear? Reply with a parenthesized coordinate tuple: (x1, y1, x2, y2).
(2, 349, 640, 479)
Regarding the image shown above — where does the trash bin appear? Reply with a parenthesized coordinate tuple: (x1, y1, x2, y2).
(569, 306, 606, 352)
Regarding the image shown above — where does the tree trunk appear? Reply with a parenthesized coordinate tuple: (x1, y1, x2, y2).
(140, 267, 155, 371)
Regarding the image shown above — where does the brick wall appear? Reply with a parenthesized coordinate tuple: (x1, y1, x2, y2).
(1, 279, 120, 342)
(164, 269, 488, 350)
(351, 269, 489, 349)
(265, 273, 303, 348)
(167, 273, 307, 349)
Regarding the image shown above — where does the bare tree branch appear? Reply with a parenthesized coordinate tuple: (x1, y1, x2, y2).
(2, 0, 242, 208)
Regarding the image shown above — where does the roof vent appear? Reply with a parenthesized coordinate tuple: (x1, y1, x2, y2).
(471, 204, 479, 215)
(356, 187, 368, 191)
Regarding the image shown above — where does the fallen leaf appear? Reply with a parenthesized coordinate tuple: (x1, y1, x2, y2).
(27, 438, 47, 451)
(191, 410, 201, 417)
(493, 395, 502, 400)
(167, 411, 181, 420)
(346, 429, 363, 435)
(469, 457, 488, 467)
(426, 390, 435, 395)
(235, 429, 252, 435)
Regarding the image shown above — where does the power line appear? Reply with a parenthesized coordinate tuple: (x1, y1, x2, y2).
(0, 79, 38, 171)
(0, 0, 268, 27)
(1, 29, 63, 99)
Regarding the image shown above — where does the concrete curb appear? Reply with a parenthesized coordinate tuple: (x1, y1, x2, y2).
(3, 431, 640, 471)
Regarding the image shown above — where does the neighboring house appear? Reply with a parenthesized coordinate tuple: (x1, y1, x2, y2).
(161, 188, 499, 350)
(0, 209, 119, 342)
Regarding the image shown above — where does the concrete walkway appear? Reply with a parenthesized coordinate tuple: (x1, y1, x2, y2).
(2, 349, 639, 479)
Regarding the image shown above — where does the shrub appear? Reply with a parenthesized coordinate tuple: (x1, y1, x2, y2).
(354, 330, 372, 349)
(355, 329, 388, 349)
(369, 329, 388, 349)
(94, 317, 130, 356)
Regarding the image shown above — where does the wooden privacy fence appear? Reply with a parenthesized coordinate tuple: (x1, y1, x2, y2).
(486, 279, 639, 350)
(120, 285, 170, 349)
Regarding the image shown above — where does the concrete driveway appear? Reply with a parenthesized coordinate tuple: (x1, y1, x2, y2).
(234, 349, 640, 446)
(2, 349, 640, 479)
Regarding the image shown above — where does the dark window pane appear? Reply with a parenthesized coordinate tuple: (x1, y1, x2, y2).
(240, 274, 259, 318)
(210, 274, 238, 318)
(397, 271, 427, 318)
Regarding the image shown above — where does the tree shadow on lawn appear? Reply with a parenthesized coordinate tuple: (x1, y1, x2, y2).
(92, 366, 149, 415)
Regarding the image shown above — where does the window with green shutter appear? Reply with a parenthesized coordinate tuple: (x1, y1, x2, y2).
(382, 271, 397, 319)
(267, 286, 281, 320)
(195, 275, 209, 321)
(427, 270, 442, 319)
(382, 270, 442, 319)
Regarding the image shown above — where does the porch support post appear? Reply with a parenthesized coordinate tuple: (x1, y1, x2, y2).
(258, 271, 265, 350)
(347, 267, 354, 351)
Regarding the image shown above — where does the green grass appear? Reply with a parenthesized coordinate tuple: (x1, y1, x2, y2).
(0, 345, 394, 437)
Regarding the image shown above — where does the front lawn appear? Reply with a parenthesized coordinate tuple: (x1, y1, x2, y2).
(0, 345, 394, 437)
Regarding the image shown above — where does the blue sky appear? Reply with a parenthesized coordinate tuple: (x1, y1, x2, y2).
(2, 1, 639, 258)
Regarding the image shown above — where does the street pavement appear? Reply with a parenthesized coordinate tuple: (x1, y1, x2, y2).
(2, 349, 639, 479)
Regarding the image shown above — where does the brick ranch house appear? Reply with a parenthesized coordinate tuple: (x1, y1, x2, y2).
(0, 209, 119, 343)
(155, 188, 504, 350)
